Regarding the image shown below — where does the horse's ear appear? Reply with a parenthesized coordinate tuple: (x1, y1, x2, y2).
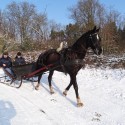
(96, 27, 100, 32)
(93, 26, 97, 32)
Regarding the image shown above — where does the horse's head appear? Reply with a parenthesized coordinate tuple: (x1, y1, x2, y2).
(87, 26, 102, 55)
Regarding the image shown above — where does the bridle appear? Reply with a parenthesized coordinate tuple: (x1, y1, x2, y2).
(89, 33, 99, 47)
(71, 33, 99, 54)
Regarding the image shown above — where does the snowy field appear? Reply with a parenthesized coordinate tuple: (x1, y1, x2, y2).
(0, 67, 125, 125)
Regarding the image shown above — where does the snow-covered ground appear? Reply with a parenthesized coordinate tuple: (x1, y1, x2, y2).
(0, 67, 125, 125)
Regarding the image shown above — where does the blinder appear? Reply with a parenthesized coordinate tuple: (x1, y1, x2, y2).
(89, 33, 99, 45)
(89, 33, 102, 55)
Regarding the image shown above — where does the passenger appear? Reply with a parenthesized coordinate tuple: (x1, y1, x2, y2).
(0, 51, 16, 80)
(14, 52, 26, 66)
(0, 52, 12, 68)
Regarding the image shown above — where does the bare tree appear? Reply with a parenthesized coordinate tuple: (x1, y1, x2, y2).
(69, 0, 105, 30)
(5, 1, 47, 48)
(101, 9, 120, 54)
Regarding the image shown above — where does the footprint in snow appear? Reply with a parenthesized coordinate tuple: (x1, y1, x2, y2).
(91, 112, 102, 122)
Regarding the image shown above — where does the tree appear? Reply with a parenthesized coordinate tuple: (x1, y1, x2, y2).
(69, 0, 105, 31)
(65, 23, 80, 45)
(117, 25, 125, 51)
(5, 1, 47, 50)
(101, 9, 120, 54)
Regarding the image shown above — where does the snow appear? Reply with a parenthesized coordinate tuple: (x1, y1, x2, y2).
(0, 67, 125, 125)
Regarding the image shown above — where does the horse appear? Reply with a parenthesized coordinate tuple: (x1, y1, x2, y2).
(35, 26, 102, 107)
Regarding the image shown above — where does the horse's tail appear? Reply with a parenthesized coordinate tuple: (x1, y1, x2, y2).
(35, 53, 45, 70)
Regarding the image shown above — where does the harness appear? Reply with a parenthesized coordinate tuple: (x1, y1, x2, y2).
(36, 33, 98, 73)
(71, 33, 98, 54)
(89, 33, 98, 48)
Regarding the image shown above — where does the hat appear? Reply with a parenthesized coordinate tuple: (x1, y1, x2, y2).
(17, 52, 22, 56)
(3, 51, 8, 55)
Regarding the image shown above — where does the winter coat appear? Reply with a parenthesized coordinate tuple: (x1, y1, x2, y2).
(0, 56, 12, 68)
(13, 56, 26, 66)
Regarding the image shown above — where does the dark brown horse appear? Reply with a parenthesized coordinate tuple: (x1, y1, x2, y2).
(35, 26, 102, 107)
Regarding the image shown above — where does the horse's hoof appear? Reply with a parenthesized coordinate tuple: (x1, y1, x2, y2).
(50, 91, 55, 94)
(63, 91, 67, 96)
(77, 103, 84, 107)
(35, 87, 39, 90)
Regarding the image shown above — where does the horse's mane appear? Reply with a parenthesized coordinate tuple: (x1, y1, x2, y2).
(71, 29, 92, 50)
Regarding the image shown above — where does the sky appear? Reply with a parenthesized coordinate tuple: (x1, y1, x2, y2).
(0, 0, 125, 25)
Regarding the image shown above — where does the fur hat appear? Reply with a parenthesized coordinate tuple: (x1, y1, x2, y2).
(17, 52, 22, 56)
(3, 51, 8, 55)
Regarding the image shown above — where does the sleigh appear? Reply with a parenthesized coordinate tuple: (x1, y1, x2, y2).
(0, 62, 55, 88)
(0, 59, 84, 88)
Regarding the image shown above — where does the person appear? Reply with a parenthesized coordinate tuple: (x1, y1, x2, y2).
(0, 52, 12, 68)
(56, 38, 68, 52)
(56, 38, 68, 74)
(13, 52, 26, 66)
(0, 51, 16, 81)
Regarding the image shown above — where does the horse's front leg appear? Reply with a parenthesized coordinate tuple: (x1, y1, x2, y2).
(48, 71, 54, 94)
(71, 74, 83, 107)
(35, 74, 42, 90)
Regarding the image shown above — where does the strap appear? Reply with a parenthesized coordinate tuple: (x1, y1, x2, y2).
(23, 64, 53, 78)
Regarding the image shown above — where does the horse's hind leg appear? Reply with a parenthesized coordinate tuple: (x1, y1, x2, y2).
(48, 71, 54, 94)
(35, 74, 42, 90)
(63, 81, 72, 96)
